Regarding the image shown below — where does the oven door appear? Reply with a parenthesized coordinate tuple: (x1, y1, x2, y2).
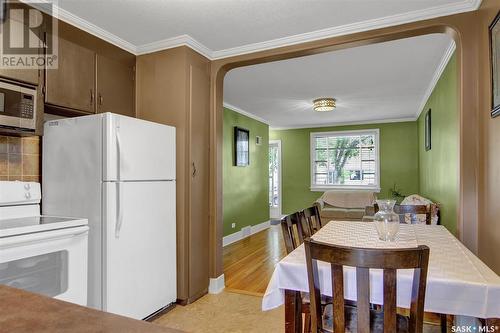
(0, 225, 88, 305)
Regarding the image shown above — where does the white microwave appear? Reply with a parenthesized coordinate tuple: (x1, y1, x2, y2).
(0, 80, 37, 132)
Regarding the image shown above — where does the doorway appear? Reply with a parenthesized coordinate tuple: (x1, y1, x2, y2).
(269, 140, 282, 219)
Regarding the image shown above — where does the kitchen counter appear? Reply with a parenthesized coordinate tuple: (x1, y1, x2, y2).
(0, 285, 183, 333)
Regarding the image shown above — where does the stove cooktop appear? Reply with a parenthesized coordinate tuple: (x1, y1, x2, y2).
(0, 215, 88, 238)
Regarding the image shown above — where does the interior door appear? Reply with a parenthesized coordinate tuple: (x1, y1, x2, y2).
(45, 37, 96, 113)
(96, 55, 135, 117)
(103, 181, 176, 319)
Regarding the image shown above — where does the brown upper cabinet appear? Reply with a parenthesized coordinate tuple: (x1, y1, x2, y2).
(0, 68, 39, 86)
(44, 36, 135, 117)
(45, 37, 96, 113)
(96, 55, 135, 117)
(0, 2, 41, 85)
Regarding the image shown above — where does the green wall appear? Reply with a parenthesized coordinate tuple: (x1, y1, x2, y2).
(222, 54, 457, 235)
(223, 107, 269, 236)
(269, 122, 420, 214)
(418, 54, 458, 234)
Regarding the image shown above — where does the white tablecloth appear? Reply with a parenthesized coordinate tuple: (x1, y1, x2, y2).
(262, 221, 500, 319)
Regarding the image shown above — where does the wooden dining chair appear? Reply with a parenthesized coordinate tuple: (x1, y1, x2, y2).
(374, 203, 446, 331)
(304, 238, 430, 333)
(280, 212, 315, 332)
(280, 212, 311, 254)
(302, 205, 323, 233)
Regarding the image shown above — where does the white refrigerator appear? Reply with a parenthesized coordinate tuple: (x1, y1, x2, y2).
(42, 113, 176, 320)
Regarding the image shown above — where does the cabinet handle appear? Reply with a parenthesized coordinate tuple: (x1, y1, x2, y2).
(99, 94, 103, 106)
(90, 90, 94, 104)
(192, 162, 197, 178)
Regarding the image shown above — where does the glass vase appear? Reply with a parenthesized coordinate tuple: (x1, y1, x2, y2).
(374, 199, 400, 241)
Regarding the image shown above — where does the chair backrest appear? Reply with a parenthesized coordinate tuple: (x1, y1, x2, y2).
(280, 212, 311, 254)
(304, 238, 430, 333)
(374, 203, 433, 224)
(302, 205, 323, 233)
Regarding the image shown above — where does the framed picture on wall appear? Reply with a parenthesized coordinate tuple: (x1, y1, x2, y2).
(234, 127, 250, 166)
(490, 10, 500, 118)
(425, 109, 432, 151)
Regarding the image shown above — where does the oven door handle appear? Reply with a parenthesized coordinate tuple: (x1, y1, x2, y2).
(0, 226, 89, 249)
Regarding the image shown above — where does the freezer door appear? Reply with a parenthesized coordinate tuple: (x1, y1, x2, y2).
(103, 113, 176, 181)
(103, 181, 176, 319)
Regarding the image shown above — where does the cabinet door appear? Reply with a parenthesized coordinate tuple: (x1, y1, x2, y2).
(188, 64, 210, 297)
(45, 37, 95, 113)
(0, 68, 39, 86)
(96, 55, 135, 117)
(0, 3, 40, 85)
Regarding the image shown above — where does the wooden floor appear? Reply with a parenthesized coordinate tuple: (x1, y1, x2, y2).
(223, 225, 286, 296)
(222, 224, 447, 328)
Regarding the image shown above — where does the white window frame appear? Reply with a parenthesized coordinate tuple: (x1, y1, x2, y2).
(310, 129, 381, 192)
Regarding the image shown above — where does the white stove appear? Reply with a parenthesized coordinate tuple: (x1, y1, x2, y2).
(0, 181, 89, 305)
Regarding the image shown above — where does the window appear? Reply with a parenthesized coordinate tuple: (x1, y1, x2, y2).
(310, 129, 380, 191)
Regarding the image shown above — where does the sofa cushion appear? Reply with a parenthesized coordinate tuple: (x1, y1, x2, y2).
(319, 191, 376, 209)
(320, 207, 366, 221)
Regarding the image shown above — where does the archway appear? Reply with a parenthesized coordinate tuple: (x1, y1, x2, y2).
(208, 18, 479, 282)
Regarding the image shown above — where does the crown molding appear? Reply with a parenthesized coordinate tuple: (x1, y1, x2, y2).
(223, 103, 270, 125)
(21, 0, 137, 54)
(211, 0, 481, 59)
(136, 35, 212, 59)
(415, 40, 456, 119)
(270, 117, 418, 131)
(22, 0, 480, 59)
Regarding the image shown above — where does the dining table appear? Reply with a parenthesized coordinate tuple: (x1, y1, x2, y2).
(262, 220, 500, 333)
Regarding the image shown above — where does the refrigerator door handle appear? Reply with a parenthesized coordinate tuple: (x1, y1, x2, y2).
(115, 128, 124, 238)
(115, 182, 124, 238)
(116, 125, 122, 182)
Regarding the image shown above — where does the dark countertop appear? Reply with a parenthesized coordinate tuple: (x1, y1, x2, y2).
(0, 285, 183, 333)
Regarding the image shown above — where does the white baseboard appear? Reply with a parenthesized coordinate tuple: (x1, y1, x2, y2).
(251, 220, 271, 234)
(208, 274, 225, 294)
(222, 220, 271, 247)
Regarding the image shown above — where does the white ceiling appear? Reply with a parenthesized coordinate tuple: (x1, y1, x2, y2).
(223, 33, 455, 128)
(35, 0, 479, 58)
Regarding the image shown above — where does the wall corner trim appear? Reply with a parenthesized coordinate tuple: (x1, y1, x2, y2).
(223, 102, 270, 125)
(416, 40, 456, 119)
(208, 274, 225, 294)
(222, 220, 271, 247)
(136, 34, 213, 59)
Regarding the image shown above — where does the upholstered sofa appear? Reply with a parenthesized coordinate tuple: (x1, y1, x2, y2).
(314, 191, 377, 222)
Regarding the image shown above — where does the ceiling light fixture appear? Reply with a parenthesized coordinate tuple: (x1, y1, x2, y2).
(313, 98, 336, 112)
